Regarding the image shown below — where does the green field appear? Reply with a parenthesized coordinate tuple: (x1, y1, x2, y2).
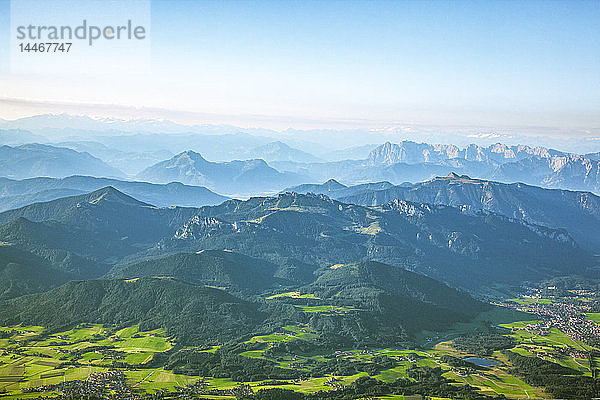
(0, 292, 593, 399)
(587, 312, 600, 323)
(266, 291, 320, 300)
(0, 324, 175, 397)
(506, 297, 553, 305)
(293, 305, 353, 313)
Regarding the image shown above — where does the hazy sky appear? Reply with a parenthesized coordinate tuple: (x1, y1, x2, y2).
(0, 0, 598, 136)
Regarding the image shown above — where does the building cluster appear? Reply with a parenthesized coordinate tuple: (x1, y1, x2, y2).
(503, 289, 600, 359)
(22, 370, 136, 399)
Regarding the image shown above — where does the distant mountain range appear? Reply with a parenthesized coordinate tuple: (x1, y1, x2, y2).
(239, 141, 322, 163)
(369, 142, 600, 193)
(273, 141, 600, 194)
(0, 143, 124, 180)
(56, 139, 323, 173)
(137, 150, 305, 195)
(0, 186, 197, 245)
(56, 140, 174, 175)
(0, 129, 47, 145)
(285, 174, 600, 253)
(0, 175, 228, 212)
(3, 114, 600, 196)
(0, 186, 200, 297)
(367, 142, 563, 165)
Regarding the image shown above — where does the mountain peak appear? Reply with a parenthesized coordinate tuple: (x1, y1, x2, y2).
(323, 178, 346, 189)
(439, 172, 478, 183)
(177, 150, 207, 161)
(263, 141, 289, 149)
(85, 186, 151, 207)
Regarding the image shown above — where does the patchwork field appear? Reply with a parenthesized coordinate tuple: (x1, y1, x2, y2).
(0, 289, 597, 399)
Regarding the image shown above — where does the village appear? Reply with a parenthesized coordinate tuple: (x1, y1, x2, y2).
(498, 285, 600, 376)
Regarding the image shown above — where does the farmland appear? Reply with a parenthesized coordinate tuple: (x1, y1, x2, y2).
(1, 285, 599, 399)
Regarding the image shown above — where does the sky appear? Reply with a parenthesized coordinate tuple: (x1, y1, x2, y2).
(0, 0, 598, 138)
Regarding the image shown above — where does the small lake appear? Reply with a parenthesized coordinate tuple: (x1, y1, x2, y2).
(463, 357, 500, 367)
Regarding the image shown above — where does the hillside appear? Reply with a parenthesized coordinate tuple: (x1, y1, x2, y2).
(298, 261, 488, 340)
(0, 187, 199, 294)
(309, 261, 485, 316)
(0, 218, 115, 278)
(107, 250, 282, 292)
(0, 186, 595, 298)
(0, 258, 488, 347)
(0, 278, 264, 345)
(0, 245, 73, 299)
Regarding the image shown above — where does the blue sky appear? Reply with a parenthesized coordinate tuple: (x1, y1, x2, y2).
(0, 0, 598, 136)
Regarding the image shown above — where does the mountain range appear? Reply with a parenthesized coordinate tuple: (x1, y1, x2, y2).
(0, 175, 227, 212)
(1, 114, 600, 356)
(367, 142, 563, 165)
(56, 140, 174, 175)
(284, 173, 600, 253)
(273, 141, 600, 194)
(155, 192, 595, 293)
(0, 185, 495, 345)
(2, 117, 600, 197)
(0, 143, 124, 180)
(0, 185, 594, 300)
(137, 150, 305, 195)
(238, 141, 323, 163)
(367, 142, 600, 193)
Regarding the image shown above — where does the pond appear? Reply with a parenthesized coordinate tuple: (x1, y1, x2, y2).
(463, 357, 500, 367)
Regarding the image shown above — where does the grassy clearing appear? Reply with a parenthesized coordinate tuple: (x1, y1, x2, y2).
(293, 305, 352, 313)
(266, 291, 320, 300)
(246, 333, 297, 344)
(587, 312, 600, 323)
(507, 298, 553, 305)
(115, 324, 139, 338)
(355, 221, 382, 235)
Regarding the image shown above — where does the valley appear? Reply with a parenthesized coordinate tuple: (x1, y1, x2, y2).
(0, 286, 598, 399)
